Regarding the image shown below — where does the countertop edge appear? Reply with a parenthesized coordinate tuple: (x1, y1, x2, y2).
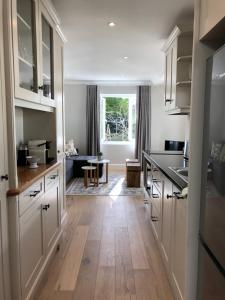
(7, 162, 61, 197)
(143, 151, 187, 190)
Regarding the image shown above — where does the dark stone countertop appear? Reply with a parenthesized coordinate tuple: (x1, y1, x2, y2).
(143, 150, 188, 190)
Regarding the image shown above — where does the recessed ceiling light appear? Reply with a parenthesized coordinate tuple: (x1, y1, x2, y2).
(123, 56, 128, 60)
(108, 22, 116, 27)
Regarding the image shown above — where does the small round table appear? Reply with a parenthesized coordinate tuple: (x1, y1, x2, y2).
(88, 159, 110, 186)
(81, 166, 97, 188)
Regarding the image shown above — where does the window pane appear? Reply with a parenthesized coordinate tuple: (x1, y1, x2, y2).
(132, 102, 136, 139)
(105, 97, 129, 141)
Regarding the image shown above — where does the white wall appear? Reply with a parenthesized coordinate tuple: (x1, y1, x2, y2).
(64, 84, 87, 154)
(151, 85, 188, 150)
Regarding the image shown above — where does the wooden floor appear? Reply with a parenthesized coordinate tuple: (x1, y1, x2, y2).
(36, 194, 174, 300)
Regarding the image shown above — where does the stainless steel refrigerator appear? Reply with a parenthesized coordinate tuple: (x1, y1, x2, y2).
(198, 45, 225, 299)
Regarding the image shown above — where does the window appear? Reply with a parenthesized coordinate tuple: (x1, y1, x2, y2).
(100, 94, 136, 143)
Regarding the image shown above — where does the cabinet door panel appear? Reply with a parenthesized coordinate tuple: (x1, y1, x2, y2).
(165, 49, 172, 109)
(43, 183, 60, 253)
(151, 185, 162, 241)
(161, 177, 173, 270)
(171, 186, 186, 300)
(39, 3, 55, 106)
(13, 0, 40, 102)
(20, 198, 44, 299)
(170, 40, 177, 109)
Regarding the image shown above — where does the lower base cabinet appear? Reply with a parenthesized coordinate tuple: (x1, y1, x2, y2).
(20, 198, 45, 300)
(144, 158, 187, 300)
(171, 185, 187, 300)
(161, 177, 173, 272)
(8, 166, 62, 300)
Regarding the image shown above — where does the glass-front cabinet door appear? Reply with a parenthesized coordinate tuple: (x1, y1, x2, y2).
(39, 3, 55, 106)
(13, 0, 40, 102)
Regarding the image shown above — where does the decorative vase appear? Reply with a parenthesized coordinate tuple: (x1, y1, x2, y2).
(97, 155, 102, 161)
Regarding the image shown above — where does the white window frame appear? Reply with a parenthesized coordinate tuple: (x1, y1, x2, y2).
(100, 94, 136, 145)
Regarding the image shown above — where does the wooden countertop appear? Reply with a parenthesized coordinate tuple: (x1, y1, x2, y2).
(7, 162, 60, 197)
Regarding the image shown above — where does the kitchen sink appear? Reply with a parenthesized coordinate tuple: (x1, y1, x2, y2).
(176, 168, 189, 177)
(169, 167, 189, 182)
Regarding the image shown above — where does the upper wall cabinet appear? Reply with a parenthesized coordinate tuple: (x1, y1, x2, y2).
(12, 0, 57, 107)
(200, 0, 225, 41)
(12, 0, 40, 103)
(39, 2, 55, 106)
(163, 25, 193, 115)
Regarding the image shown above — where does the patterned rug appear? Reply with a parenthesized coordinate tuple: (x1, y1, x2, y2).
(66, 174, 145, 196)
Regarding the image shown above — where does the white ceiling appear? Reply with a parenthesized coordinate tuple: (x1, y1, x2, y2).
(52, 0, 194, 84)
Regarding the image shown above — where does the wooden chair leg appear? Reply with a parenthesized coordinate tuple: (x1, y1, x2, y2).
(84, 170, 88, 188)
(90, 169, 92, 184)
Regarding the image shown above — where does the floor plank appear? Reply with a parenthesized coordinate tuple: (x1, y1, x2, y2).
(55, 225, 89, 291)
(73, 240, 100, 300)
(94, 267, 115, 300)
(115, 226, 136, 300)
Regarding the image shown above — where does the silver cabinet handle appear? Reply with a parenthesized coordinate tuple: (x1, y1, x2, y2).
(42, 204, 50, 211)
(153, 179, 161, 183)
(152, 194, 160, 198)
(173, 192, 185, 199)
(30, 190, 41, 197)
(0, 174, 8, 181)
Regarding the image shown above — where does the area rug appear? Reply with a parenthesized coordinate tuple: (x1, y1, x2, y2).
(66, 174, 145, 196)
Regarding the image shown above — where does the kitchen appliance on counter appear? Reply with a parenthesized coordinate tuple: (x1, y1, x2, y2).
(198, 45, 225, 299)
(28, 140, 54, 164)
(17, 144, 29, 166)
(183, 140, 189, 160)
(164, 140, 184, 151)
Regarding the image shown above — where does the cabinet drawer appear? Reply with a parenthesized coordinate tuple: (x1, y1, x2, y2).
(45, 168, 59, 191)
(151, 166, 163, 192)
(19, 178, 44, 216)
(151, 184, 161, 213)
(151, 201, 161, 241)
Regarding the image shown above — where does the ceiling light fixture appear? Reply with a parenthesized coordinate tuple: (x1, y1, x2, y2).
(123, 56, 128, 60)
(108, 22, 116, 27)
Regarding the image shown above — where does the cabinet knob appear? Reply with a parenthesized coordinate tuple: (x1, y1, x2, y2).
(0, 174, 8, 181)
(38, 85, 44, 90)
(42, 204, 50, 211)
(167, 194, 173, 199)
(165, 99, 172, 103)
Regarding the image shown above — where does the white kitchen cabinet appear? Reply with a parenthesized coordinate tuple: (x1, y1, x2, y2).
(54, 30, 66, 219)
(10, 0, 61, 107)
(161, 176, 173, 272)
(163, 26, 193, 115)
(39, 1, 56, 106)
(12, 0, 40, 103)
(143, 154, 187, 300)
(171, 185, 187, 300)
(19, 197, 44, 300)
(200, 0, 225, 40)
(8, 167, 62, 300)
(43, 182, 60, 254)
